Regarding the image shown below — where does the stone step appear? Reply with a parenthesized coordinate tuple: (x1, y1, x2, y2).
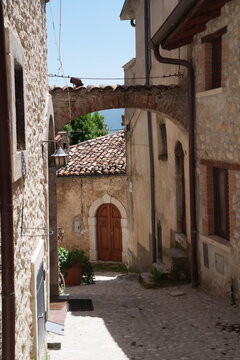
(152, 262, 171, 277)
(139, 262, 176, 288)
(139, 251, 191, 289)
(162, 247, 190, 273)
(152, 260, 190, 283)
(139, 272, 159, 289)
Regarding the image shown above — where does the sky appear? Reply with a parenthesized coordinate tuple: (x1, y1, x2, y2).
(46, 0, 135, 89)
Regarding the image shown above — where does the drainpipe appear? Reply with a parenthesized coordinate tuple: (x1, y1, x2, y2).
(130, 19, 135, 27)
(144, 0, 156, 263)
(149, 42, 198, 286)
(0, 1, 15, 359)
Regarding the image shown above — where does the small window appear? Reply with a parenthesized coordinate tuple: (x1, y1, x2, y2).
(158, 123, 168, 161)
(6, 28, 28, 182)
(14, 63, 25, 150)
(213, 167, 229, 239)
(212, 37, 222, 89)
(201, 27, 227, 91)
(175, 142, 186, 234)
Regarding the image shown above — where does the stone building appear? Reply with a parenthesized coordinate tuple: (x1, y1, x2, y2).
(121, 0, 240, 304)
(120, 0, 191, 273)
(0, 0, 54, 359)
(176, 0, 240, 303)
(56, 130, 128, 263)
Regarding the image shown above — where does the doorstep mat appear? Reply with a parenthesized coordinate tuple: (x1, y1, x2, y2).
(68, 299, 94, 311)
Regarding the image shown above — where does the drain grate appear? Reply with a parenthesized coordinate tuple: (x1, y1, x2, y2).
(216, 322, 240, 333)
(68, 299, 94, 312)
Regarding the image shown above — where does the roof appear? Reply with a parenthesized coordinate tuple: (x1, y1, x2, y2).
(120, 0, 140, 20)
(57, 130, 126, 177)
(149, 0, 231, 50)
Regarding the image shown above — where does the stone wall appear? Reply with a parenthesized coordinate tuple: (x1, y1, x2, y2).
(192, 0, 240, 303)
(57, 175, 128, 261)
(3, 1, 50, 358)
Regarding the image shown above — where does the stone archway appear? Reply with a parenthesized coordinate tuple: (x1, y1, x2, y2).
(50, 84, 188, 133)
(88, 193, 128, 263)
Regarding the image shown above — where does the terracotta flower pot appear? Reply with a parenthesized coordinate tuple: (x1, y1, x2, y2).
(63, 263, 83, 286)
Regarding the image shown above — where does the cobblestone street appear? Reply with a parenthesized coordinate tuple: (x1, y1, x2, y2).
(47, 273, 240, 360)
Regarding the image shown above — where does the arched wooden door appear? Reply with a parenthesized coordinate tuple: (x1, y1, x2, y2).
(97, 204, 122, 261)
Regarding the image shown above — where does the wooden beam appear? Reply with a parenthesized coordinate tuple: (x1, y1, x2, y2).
(162, 0, 232, 50)
(172, 24, 207, 41)
(185, 9, 221, 26)
(163, 36, 195, 51)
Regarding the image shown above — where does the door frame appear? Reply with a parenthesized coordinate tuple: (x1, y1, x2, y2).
(88, 193, 128, 263)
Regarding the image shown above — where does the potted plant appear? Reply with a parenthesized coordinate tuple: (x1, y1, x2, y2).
(58, 246, 95, 286)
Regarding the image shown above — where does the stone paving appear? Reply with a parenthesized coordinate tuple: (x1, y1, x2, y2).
(47, 272, 240, 360)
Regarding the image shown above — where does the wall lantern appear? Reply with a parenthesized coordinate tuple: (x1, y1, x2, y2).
(42, 140, 68, 168)
(51, 146, 68, 167)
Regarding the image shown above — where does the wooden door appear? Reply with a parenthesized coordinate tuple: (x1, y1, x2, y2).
(97, 204, 122, 261)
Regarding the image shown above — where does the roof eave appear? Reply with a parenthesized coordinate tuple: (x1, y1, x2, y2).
(149, 0, 231, 50)
(120, 0, 140, 20)
(149, 0, 196, 49)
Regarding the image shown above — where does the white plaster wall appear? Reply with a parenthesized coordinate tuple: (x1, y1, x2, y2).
(152, 114, 189, 250)
(123, 0, 190, 272)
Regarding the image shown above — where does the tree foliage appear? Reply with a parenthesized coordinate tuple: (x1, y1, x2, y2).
(63, 112, 108, 145)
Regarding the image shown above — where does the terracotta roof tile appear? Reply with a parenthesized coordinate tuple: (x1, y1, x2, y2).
(57, 130, 126, 177)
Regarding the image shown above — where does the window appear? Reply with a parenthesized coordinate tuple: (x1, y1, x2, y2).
(201, 160, 236, 241)
(175, 142, 186, 234)
(201, 27, 227, 91)
(15, 64, 25, 150)
(211, 37, 222, 89)
(213, 167, 229, 239)
(158, 123, 168, 160)
(5, 28, 28, 181)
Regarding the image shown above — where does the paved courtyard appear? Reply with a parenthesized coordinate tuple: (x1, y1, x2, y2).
(47, 272, 240, 360)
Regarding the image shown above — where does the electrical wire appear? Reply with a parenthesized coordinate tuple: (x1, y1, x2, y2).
(49, 1, 72, 118)
(48, 73, 184, 81)
(59, 0, 62, 62)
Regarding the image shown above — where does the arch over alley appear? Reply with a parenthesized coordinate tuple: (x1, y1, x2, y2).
(50, 84, 188, 132)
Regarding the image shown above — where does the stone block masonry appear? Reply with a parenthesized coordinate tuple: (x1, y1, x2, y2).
(193, 0, 240, 303)
(50, 84, 188, 133)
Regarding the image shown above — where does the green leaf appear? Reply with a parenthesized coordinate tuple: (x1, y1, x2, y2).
(63, 112, 109, 145)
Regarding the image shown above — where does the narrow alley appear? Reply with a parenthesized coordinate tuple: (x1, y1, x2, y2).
(47, 273, 240, 360)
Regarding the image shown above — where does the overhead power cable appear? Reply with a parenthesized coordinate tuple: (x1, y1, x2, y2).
(49, 0, 72, 118)
(48, 73, 183, 81)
